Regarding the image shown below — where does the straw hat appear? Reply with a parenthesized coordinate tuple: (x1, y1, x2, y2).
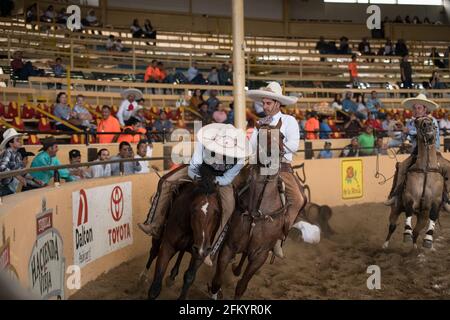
(0, 128, 26, 150)
(402, 93, 439, 111)
(246, 82, 298, 106)
(121, 88, 143, 100)
(197, 123, 252, 159)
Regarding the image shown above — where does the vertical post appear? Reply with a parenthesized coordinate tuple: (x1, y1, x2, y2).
(132, 41, 136, 75)
(67, 67, 71, 107)
(232, 0, 246, 130)
(283, 0, 289, 38)
(7, 35, 11, 62)
(70, 38, 74, 70)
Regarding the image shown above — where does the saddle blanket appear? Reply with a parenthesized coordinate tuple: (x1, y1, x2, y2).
(292, 221, 321, 244)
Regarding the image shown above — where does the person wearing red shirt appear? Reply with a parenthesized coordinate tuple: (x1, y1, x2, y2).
(304, 112, 320, 140)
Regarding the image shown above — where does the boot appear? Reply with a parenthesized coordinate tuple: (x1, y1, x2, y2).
(137, 222, 161, 239)
(273, 239, 284, 259)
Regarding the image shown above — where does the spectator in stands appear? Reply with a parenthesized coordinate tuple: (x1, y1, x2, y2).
(375, 137, 388, 155)
(25, 3, 37, 23)
(84, 10, 100, 27)
(117, 88, 142, 126)
(73, 95, 94, 130)
(117, 117, 146, 144)
(114, 39, 124, 52)
(143, 19, 157, 41)
(366, 91, 383, 117)
(226, 103, 234, 124)
(199, 102, 212, 125)
(382, 38, 394, 56)
(315, 36, 328, 61)
(355, 94, 368, 120)
(218, 64, 232, 85)
(135, 140, 150, 174)
(132, 104, 147, 126)
(388, 120, 405, 148)
(246, 119, 256, 140)
(327, 41, 338, 54)
(144, 59, 158, 89)
(206, 89, 220, 115)
(404, 15, 411, 24)
(30, 136, 75, 185)
(412, 16, 421, 24)
(331, 93, 343, 111)
(429, 47, 445, 69)
(366, 112, 383, 133)
(394, 16, 404, 23)
(319, 118, 332, 140)
(54, 92, 77, 131)
(51, 57, 65, 89)
(106, 35, 115, 50)
(318, 141, 333, 159)
(340, 137, 360, 158)
(164, 67, 188, 84)
(97, 105, 121, 144)
(305, 112, 319, 140)
(56, 8, 68, 25)
(207, 67, 219, 85)
(190, 89, 205, 109)
(400, 55, 413, 89)
(111, 142, 141, 176)
(212, 103, 228, 124)
(11, 51, 24, 77)
(187, 61, 205, 84)
(68, 149, 91, 180)
(439, 111, 450, 137)
(344, 113, 363, 138)
(156, 62, 167, 83)
(342, 92, 357, 114)
(90, 148, 111, 178)
(338, 36, 351, 54)
(395, 39, 408, 57)
(348, 54, 359, 88)
(423, 17, 431, 24)
(444, 46, 450, 69)
(0, 129, 39, 195)
(153, 111, 173, 136)
(358, 126, 375, 156)
(429, 70, 446, 90)
(131, 19, 144, 38)
(358, 37, 372, 56)
(41, 5, 56, 22)
(382, 113, 394, 132)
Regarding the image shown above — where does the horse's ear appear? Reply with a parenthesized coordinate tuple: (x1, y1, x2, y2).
(275, 119, 282, 129)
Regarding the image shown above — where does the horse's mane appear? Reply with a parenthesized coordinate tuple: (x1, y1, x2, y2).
(192, 164, 218, 197)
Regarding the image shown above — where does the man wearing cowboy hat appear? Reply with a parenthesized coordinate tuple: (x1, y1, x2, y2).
(0, 129, 41, 195)
(247, 81, 305, 259)
(138, 123, 252, 266)
(117, 88, 143, 127)
(385, 93, 450, 209)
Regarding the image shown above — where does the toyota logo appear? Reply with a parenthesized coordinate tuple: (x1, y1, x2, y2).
(110, 186, 124, 222)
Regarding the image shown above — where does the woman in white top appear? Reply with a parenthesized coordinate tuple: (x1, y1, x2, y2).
(135, 140, 151, 174)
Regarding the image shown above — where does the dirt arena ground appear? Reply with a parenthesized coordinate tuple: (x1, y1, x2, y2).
(71, 203, 450, 300)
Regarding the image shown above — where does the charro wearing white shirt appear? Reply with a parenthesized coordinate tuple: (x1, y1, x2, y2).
(247, 81, 305, 259)
(117, 88, 142, 126)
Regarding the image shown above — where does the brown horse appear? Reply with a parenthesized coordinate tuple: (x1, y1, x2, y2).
(146, 164, 222, 300)
(210, 120, 307, 299)
(383, 117, 444, 249)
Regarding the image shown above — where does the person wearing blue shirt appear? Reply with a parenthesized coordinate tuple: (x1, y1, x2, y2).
(318, 141, 333, 159)
(319, 118, 332, 139)
(385, 94, 450, 211)
(342, 92, 358, 114)
(366, 91, 384, 117)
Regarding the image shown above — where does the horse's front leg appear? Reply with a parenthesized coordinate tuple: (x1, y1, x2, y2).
(211, 242, 236, 300)
(383, 203, 402, 249)
(148, 243, 176, 300)
(178, 254, 203, 300)
(403, 206, 414, 244)
(166, 250, 185, 287)
(423, 203, 439, 249)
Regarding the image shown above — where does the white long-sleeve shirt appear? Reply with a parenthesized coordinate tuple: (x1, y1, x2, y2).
(188, 141, 244, 186)
(117, 99, 138, 126)
(249, 111, 300, 162)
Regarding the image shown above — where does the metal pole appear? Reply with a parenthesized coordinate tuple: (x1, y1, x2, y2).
(70, 38, 74, 70)
(132, 41, 136, 75)
(232, 0, 246, 130)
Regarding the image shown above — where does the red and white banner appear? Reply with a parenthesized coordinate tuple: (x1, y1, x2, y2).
(72, 182, 133, 268)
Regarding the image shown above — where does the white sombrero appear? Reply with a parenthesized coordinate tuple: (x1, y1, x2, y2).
(197, 123, 252, 159)
(246, 81, 298, 106)
(121, 88, 143, 100)
(0, 128, 26, 150)
(402, 93, 439, 111)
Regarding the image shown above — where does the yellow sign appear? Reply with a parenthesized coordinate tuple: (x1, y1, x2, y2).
(341, 159, 363, 199)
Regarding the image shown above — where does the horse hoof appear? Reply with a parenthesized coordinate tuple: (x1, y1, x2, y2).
(211, 290, 223, 300)
(423, 239, 433, 249)
(403, 234, 413, 243)
(382, 241, 389, 249)
(165, 276, 175, 288)
(138, 271, 148, 284)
